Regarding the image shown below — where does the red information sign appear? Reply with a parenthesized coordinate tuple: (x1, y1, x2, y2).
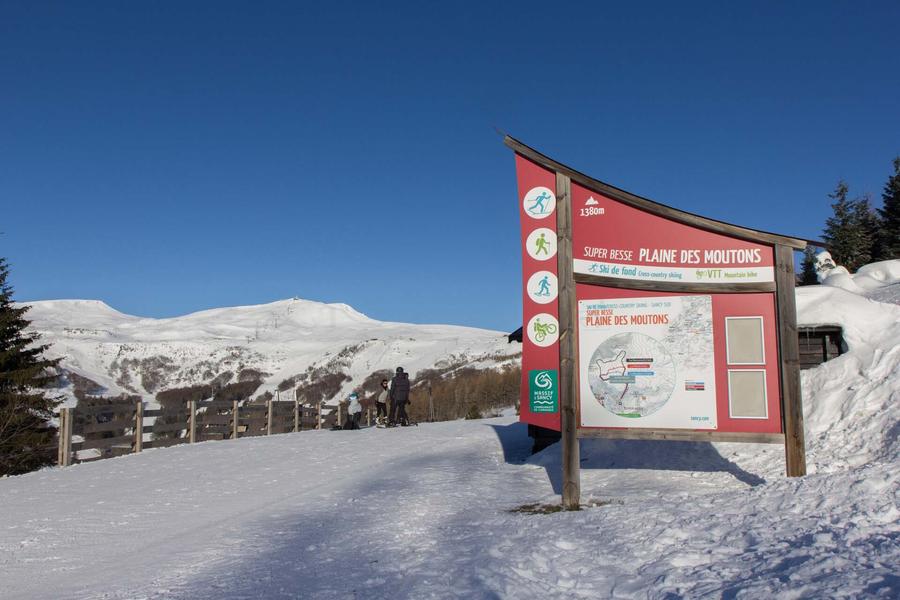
(516, 156, 784, 436)
(516, 155, 560, 430)
(571, 183, 775, 285)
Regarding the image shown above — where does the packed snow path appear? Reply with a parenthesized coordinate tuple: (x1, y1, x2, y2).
(2, 417, 896, 599)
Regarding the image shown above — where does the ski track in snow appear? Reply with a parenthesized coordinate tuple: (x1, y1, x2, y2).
(1, 417, 897, 599)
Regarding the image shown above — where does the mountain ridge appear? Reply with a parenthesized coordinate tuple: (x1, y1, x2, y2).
(22, 297, 519, 408)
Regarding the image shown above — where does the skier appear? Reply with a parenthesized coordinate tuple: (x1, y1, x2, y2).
(346, 392, 362, 430)
(375, 378, 389, 426)
(389, 367, 411, 426)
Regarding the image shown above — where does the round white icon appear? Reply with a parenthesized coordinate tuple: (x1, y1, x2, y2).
(527, 313, 559, 347)
(526, 271, 558, 304)
(523, 186, 556, 219)
(525, 228, 556, 261)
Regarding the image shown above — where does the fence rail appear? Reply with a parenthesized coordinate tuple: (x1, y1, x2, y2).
(56, 393, 368, 467)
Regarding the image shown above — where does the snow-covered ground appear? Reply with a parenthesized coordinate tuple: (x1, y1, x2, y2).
(1, 259, 897, 599)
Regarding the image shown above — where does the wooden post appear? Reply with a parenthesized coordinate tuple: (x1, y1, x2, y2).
(294, 389, 300, 433)
(317, 401, 322, 430)
(189, 400, 197, 443)
(232, 399, 239, 439)
(267, 397, 274, 436)
(428, 380, 434, 422)
(57, 408, 69, 466)
(366, 406, 371, 427)
(64, 407, 73, 466)
(556, 171, 581, 509)
(337, 403, 343, 429)
(775, 245, 807, 476)
(134, 400, 143, 453)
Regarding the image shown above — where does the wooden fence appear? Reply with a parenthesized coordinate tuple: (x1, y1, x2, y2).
(57, 394, 374, 467)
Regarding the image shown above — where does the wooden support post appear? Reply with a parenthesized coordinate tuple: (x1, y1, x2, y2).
(337, 403, 343, 429)
(267, 397, 274, 436)
(134, 400, 143, 453)
(556, 171, 581, 510)
(317, 401, 322, 430)
(57, 408, 69, 466)
(64, 407, 73, 466)
(189, 400, 197, 444)
(294, 389, 300, 433)
(366, 406, 371, 427)
(232, 399, 239, 439)
(775, 245, 807, 476)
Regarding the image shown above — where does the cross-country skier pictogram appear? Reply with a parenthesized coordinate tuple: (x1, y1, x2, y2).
(527, 191, 551, 215)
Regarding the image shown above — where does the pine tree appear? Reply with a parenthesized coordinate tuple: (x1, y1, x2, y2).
(799, 246, 819, 285)
(0, 258, 61, 476)
(822, 181, 873, 272)
(875, 157, 900, 260)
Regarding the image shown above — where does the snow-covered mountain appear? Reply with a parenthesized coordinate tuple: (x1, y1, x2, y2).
(22, 298, 520, 408)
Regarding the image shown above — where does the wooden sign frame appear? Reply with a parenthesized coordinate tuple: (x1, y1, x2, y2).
(506, 136, 807, 509)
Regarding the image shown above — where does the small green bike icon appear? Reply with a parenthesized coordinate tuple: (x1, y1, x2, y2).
(533, 318, 558, 342)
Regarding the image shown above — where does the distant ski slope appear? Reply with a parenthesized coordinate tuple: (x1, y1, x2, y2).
(23, 298, 519, 407)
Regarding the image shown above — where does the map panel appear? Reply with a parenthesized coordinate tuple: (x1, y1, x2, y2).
(579, 295, 717, 430)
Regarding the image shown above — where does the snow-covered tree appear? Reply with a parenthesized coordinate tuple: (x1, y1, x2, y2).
(799, 247, 819, 286)
(874, 157, 900, 260)
(822, 181, 873, 273)
(0, 258, 61, 476)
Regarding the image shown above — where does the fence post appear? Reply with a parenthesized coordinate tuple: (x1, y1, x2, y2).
(317, 401, 322, 430)
(58, 408, 70, 466)
(337, 403, 343, 429)
(64, 407, 73, 466)
(134, 400, 143, 453)
(428, 380, 434, 422)
(294, 389, 300, 432)
(232, 399, 239, 439)
(267, 397, 274, 436)
(366, 406, 371, 427)
(189, 400, 197, 443)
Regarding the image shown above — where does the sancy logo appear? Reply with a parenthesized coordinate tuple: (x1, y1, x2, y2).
(533, 371, 554, 389)
(528, 369, 558, 413)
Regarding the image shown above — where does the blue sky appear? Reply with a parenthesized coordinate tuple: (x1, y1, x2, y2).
(2, 1, 898, 330)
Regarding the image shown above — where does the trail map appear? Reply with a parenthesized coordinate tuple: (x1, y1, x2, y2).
(578, 295, 717, 430)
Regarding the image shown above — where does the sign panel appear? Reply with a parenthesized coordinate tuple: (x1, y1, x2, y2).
(579, 295, 718, 429)
(516, 155, 561, 430)
(528, 369, 559, 413)
(571, 183, 775, 284)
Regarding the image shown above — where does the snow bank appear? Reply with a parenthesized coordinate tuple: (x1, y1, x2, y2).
(797, 258, 900, 470)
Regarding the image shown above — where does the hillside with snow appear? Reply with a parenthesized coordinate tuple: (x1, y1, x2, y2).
(1, 259, 897, 599)
(22, 298, 519, 408)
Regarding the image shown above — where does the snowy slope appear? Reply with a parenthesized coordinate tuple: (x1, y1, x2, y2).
(22, 298, 518, 407)
(1, 262, 897, 599)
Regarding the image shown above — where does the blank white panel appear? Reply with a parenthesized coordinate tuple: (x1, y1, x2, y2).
(728, 370, 768, 419)
(726, 317, 765, 365)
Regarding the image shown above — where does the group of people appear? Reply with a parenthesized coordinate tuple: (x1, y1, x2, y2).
(343, 366, 412, 429)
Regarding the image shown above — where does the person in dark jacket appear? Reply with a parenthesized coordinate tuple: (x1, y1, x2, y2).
(389, 367, 411, 426)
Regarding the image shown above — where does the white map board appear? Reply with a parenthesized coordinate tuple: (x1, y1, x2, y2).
(578, 295, 717, 430)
